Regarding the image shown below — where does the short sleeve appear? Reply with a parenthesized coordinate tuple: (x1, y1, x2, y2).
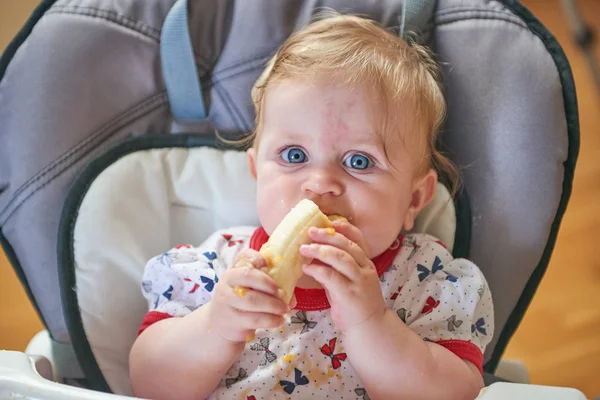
(392, 235, 494, 373)
(137, 227, 254, 335)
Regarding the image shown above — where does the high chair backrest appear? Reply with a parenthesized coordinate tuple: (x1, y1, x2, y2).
(0, 0, 578, 393)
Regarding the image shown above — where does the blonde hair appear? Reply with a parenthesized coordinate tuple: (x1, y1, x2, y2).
(222, 12, 460, 195)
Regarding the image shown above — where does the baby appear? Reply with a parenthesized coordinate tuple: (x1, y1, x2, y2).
(130, 13, 493, 400)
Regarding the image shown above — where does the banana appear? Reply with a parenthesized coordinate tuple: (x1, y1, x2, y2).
(233, 199, 346, 305)
(260, 199, 334, 304)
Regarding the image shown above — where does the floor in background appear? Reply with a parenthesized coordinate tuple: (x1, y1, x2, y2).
(0, 0, 599, 397)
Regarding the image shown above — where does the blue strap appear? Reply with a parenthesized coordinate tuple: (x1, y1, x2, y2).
(160, 0, 206, 120)
(400, 0, 436, 38)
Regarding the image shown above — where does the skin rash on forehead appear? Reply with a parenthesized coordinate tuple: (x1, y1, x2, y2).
(323, 96, 354, 137)
(260, 79, 401, 163)
(317, 90, 380, 150)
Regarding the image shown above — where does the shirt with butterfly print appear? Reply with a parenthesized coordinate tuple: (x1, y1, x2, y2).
(139, 226, 494, 399)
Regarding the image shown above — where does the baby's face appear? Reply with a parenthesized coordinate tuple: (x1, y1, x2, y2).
(248, 79, 430, 258)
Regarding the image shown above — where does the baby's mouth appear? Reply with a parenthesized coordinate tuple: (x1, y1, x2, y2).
(326, 214, 350, 222)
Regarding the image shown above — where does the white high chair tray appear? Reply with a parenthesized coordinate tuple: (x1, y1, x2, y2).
(0, 351, 588, 399)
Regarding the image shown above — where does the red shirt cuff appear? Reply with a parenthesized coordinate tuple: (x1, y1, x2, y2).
(435, 339, 484, 374)
(137, 311, 173, 336)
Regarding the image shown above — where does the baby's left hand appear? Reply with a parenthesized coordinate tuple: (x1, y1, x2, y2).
(300, 221, 386, 332)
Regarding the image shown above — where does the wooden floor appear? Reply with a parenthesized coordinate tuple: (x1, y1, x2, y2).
(1, 0, 599, 397)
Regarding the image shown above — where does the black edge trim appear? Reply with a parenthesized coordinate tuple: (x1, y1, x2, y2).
(483, 0, 580, 373)
(0, 0, 58, 81)
(58, 134, 219, 392)
(452, 185, 471, 260)
(0, 229, 49, 332)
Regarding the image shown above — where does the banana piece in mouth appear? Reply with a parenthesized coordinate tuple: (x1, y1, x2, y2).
(233, 199, 346, 305)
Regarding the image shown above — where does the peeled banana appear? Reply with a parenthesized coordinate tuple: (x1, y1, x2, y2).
(233, 199, 345, 304)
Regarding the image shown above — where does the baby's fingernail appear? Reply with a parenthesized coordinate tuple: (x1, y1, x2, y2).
(277, 288, 286, 300)
(234, 259, 250, 268)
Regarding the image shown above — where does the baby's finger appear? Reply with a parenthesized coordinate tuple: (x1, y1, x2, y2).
(229, 288, 289, 316)
(232, 249, 268, 271)
(307, 227, 371, 269)
(233, 310, 285, 331)
(290, 293, 298, 309)
(227, 266, 286, 300)
(299, 243, 361, 281)
(302, 263, 350, 295)
(330, 220, 370, 257)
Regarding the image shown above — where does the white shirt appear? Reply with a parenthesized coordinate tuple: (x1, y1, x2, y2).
(139, 226, 494, 399)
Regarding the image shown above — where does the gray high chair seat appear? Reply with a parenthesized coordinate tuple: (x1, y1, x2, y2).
(0, 0, 581, 397)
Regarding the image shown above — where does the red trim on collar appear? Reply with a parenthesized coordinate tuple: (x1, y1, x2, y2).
(249, 227, 402, 311)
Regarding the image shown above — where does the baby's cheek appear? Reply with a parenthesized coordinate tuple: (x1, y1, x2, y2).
(258, 209, 279, 236)
(364, 222, 402, 258)
(257, 201, 290, 236)
(256, 177, 297, 233)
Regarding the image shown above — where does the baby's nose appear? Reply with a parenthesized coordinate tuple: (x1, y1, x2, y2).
(301, 172, 343, 197)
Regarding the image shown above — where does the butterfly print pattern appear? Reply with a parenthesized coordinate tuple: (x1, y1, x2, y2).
(142, 280, 152, 293)
(279, 368, 309, 394)
(321, 338, 347, 369)
(397, 308, 411, 323)
(250, 338, 277, 366)
(390, 286, 403, 300)
(477, 286, 485, 298)
(421, 296, 440, 314)
(417, 256, 457, 282)
(202, 251, 217, 269)
(200, 275, 217, 292)
(225, 368, 247, 388)
(402, 237, 421, 260)
(183, 277, 200, 294)
(222, 233, 244, 247)
(157, 252, 173, 267)
(380, 264, 398, 282)
(447, 315, 463, 331)
(291, 311, 317, 334)
(355, 387, 370, 400)
(471, 318, 487, 336)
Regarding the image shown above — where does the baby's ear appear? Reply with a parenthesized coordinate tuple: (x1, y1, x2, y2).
(403, 169, 438, 231)
(247, 147, 257, 180)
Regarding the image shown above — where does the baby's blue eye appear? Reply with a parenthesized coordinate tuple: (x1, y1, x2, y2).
(281, 147, 307, 163)
(344, 153, 373, 170)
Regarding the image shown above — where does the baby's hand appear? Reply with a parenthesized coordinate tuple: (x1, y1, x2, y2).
(300, 221, 386, 332)
(206, 249, 290, 343)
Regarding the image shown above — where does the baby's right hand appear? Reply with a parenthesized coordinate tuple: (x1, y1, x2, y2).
(206, 249, 289, 343)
